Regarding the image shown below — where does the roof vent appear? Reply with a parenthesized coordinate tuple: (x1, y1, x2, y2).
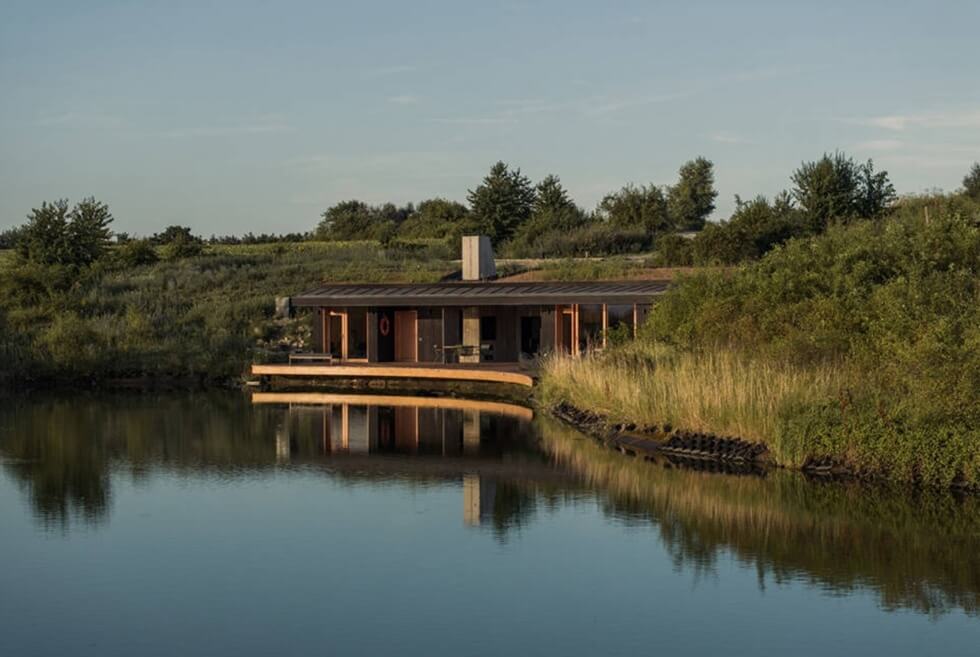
(461, 235, 496, 281)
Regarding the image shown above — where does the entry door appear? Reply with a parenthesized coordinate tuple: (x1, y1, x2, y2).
(520, 316, 541, 357)
(556, 305, 576, 354)
(394, 310, 418, 362)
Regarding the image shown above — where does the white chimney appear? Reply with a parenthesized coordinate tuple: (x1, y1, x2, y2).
(461, 235, 496, 281)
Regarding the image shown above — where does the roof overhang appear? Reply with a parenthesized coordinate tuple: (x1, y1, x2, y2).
(292, 281, 669, 307)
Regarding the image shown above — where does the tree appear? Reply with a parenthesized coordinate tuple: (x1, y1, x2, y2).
(316, 200, 376, 240)
(791, 152, 860, 230)
(467, 162, 536, 242)
(315, 200, 413, 241)
(791, 152, 895, 231)
(0, 226, 26, 250)
(398, 198, 469, 238)
(963, 162, 980, 201)
(17, 198, 113, 267)
(17, 200, 72, 265)
(598, 183, 671, 234)
(512, 175, 587, 245)
(854, 159, 896, 219)
(668, 157, 717, 230)
(67, 197, 114, 266)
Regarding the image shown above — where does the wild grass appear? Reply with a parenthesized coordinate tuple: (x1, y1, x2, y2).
(541, 197, 980, 488)
(0, 242, 457, 384)
(203, 238, 447, 257)
(539, 342, 843, 463)
(528, 257, 645, 281)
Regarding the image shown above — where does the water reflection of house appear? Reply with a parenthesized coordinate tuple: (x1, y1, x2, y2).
(303, 404, 526, 456)
(463, 474, 495, 526)
(264, 396, 540, 530)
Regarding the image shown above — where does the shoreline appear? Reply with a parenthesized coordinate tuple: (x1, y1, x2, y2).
(5, 372, 977, 494)
(542, 399, 980, 495)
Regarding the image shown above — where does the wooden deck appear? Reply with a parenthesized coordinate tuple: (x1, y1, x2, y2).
(250, 362, 536, 387)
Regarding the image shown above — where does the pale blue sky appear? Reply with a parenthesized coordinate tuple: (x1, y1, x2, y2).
(1, 0, 978, 235)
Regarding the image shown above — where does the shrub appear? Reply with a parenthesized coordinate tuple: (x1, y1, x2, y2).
(161, 236, 204, 260)
(115, 239, 159, 268)
(508, 223, 652, 258)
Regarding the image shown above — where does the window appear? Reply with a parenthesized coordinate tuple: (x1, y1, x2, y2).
(480, 315, 497, 341)
(607, 304, 634, 343)
(347, 308, 367, 359)
(327, 313, 343, 359)
(578, 304, 603, 352)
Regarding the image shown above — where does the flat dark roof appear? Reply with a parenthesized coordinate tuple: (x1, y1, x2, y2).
(293, 280, 669, 307)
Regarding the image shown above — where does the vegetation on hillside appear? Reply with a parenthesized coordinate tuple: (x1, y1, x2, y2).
(0, 239, 454, 385)
(2, 159, 978, 488)
(541, 192, 980, 488)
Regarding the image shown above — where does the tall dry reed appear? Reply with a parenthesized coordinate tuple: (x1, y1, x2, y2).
(539, 342, 844, 464)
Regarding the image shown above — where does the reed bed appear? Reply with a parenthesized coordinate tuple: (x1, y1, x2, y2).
(539, 342, 843, 465)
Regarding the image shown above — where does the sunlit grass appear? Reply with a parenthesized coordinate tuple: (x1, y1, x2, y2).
(539, 342, 844, 465)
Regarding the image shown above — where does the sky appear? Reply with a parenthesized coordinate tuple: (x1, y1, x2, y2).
(1, 0, 978, 236)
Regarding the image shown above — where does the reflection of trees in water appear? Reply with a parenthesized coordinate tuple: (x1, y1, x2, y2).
(0, 393, 549, 535)
(0, 392, 283, 529)
(488, 480, 537, 541)
(3, 424, 111, 530)
(4, 394, 979, 617)
(536, 416, 980, 617)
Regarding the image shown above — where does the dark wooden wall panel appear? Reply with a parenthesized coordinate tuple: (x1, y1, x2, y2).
(366, 310, 379, 362)
(490, 306, 519, 362)
(417, 307, 443, 363)
(311, 307, 324, 353)
(539, 306, 556, 353)
(443, 307, 461, 363)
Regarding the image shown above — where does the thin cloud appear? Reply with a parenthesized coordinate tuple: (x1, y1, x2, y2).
(709, 132, 750, 144)
(586, 90, 692, 116)
(855, 139, 904, 151)
(387, 95, 419, 105)
(366, 64, 418, 77)
(861, 109, 980, 131)
(427, 116, 518, 125)
(33, 112, 120, 127)
(164, 119, 292, 138)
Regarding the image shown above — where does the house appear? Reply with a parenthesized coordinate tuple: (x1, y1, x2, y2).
(253, 236, 667, 387)
(294, 236, 666, 365)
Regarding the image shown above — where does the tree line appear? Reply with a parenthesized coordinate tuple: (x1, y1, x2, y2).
(314, 152, 923, 263)
(315, 156, 719, 256)
(2, 158, 979, 270)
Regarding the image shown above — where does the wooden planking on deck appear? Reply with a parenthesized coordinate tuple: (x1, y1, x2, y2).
(250, 363, 535, 387)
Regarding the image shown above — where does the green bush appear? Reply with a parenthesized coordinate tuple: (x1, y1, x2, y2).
(115, 239, 159, 268)
(639, 194, 980, 486)
(161, 236, 204, 260)
(0, 241, 456, 385)
(507, 223, 652, 258)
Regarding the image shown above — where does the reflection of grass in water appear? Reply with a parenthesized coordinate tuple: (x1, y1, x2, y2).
(537, 415, 980, 617)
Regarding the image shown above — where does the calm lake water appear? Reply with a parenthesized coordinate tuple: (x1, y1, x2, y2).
(1, 391, 978, 657)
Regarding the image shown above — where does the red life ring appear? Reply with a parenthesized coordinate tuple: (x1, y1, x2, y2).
(379, 315, 391, 337)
